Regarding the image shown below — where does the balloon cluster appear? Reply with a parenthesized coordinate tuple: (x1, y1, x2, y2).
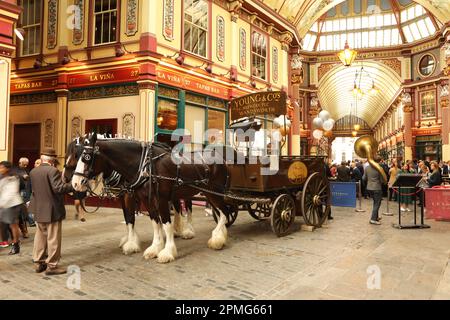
(312, 110, 335, 139)
(273, 115, 292, 136)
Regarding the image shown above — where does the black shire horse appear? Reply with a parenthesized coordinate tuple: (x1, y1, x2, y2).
(63, 136, 196, 257)
(71, 134, 233, 263)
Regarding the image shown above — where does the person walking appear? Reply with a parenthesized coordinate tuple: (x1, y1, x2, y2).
(363, 157, 385, 225)
(29, 148, 73, 275)
(0, 161, 24, 254)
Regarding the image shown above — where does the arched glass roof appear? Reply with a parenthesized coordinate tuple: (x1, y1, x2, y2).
(301, 0, 442, 51)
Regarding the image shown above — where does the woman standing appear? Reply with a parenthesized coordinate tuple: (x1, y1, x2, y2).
(0, 161, 24, 254)
(397, 163, 414, 212)
(427, 161, 442, 187)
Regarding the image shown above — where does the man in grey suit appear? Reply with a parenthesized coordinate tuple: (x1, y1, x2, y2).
(29, 148, 73, 275)
(362, 156, 385, 225)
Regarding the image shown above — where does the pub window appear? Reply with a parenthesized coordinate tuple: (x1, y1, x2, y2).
(420, 90, 436, 119)
(94, 0, 118, 45)
(20, 0, 43, 56)
(183, 0, 208, 57)
(157, 87, 180, 131)
(251, 31, 267, 80)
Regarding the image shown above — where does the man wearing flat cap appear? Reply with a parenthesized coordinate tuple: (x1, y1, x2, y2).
(29, 148, 73, 275)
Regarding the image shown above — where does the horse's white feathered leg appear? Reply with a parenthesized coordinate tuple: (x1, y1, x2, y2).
(143, 220, 165, 259)
(157, 222, 177, 263)
(122, 224, 141, 255)
(208, 210, 227, 250)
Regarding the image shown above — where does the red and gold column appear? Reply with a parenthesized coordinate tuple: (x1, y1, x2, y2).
(0, 0, 20, 160)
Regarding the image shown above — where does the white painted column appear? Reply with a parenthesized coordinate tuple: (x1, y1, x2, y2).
(0, 58, 11, 161)
(138, 81, 156, 141)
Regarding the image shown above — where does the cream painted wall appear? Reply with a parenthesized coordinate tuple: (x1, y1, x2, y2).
(0, 58, 11, 160)
(67, 95, 140, 144)
(211, 5, 232, 71)
(8, 102, 58, 157)
(236, 19, 252, 81)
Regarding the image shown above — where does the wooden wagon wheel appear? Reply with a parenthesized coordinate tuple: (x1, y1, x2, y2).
(247, 203, 271, 220)
(270, 194, 296, 237)
(301, 172, 331, 227)
(211, 205, 238, 227)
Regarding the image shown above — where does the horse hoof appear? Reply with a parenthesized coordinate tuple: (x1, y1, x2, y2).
(207, 237, 225, 250)
(181, 230, 195, 240)
(156, 253, 176, 263)
(119, 235, 128, 248)
(143, 245, 163, 260)
(122, 241, 141, 255)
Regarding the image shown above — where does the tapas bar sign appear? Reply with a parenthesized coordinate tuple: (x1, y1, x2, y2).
(230, 91, 287, 120)
(156, 67, 229, 100)
(67, 67, 140, 87)
(11, 77, 58, 93)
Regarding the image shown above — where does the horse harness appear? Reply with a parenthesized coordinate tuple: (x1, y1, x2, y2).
(78, 140, 212, 203)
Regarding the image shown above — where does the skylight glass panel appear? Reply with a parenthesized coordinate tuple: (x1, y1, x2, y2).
(392, 28, 399, 44)
(339, 18, 346, 31)
(347, 18, 354, 30)
(368, 15, 376, 27)
(362, 31, 369, 47)
(326, 35, 333, 50)
(384, 14, 391, 26)
(311, 22, 318, 32)
(325, 20, 333, 32)
(384, 29, 391, 46)
(303, 33, 312, 49)
(401, 10, 407, 22)
(362, 16, 368, 28)
(424, 17, 436, 34)
(369, 31, 376, 47)
(407, 6, 416, 20)
(309, 35, 317, 51)
(348, 33, 354, 48)
(333, 19, 340, 31)
(376, 15, 384, 27)
(354, 16, 361, 29)
(409, 22, 421, 40)
(417, 19, 429, 38)
(403, 25, 413, 42)
(415, 5, 424, 17)
(319, 35, 326, 50)
(376, 30, 384, 46)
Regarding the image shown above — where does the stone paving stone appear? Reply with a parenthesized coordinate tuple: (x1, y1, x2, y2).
(0, 201, 449, 299)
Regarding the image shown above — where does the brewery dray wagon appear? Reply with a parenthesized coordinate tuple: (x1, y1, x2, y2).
(210, 91, 331, 237)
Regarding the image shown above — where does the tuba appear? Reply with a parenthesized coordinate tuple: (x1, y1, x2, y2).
(354, 135, 388, 184)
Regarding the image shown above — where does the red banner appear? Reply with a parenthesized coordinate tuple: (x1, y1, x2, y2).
(11, 77, 58, 93)
(425, 188, 450, 221)
(67, 67, 139, 88)
(156, 67, 230, 100)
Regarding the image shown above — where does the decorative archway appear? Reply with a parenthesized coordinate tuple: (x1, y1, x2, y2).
(317, 60, 402, 128)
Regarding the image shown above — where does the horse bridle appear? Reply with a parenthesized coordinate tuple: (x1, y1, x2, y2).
(74, 144, 99, 181)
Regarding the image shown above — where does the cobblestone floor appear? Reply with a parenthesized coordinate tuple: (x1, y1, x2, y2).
(0, 199, 449, 300)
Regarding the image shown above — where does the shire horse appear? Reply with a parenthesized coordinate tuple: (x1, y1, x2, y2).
(70, 133, 233, 263)
(62, 136, 196, 257)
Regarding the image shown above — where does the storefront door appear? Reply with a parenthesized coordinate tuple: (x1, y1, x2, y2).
(13, 123, 41, 167)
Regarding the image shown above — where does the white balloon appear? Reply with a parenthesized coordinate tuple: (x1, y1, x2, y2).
(319, 110, 330, 121)
(273, 115, 291, 129)
(313, 129, 323, 139)
(312, 117, 324, 130)
(323, 119, 335, 131)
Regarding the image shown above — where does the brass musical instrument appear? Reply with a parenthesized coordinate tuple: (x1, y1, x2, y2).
(354, 135, 388, 184)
